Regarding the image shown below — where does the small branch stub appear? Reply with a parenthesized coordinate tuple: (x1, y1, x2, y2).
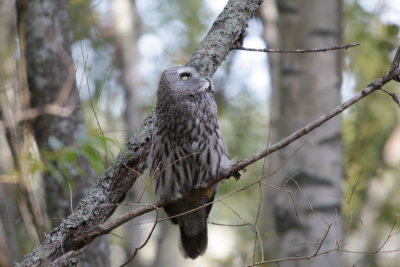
(390, 46, 400, 82)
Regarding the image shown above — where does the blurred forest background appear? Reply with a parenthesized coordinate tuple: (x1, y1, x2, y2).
(0, 0, 400, 266)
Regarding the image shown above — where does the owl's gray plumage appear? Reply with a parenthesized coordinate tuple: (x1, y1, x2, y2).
(148, 66, 232, 259)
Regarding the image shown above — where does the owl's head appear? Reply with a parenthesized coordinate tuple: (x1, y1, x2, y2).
(159, 66, 215, 94)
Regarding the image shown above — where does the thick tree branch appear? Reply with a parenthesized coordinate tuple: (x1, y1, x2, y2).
(188, 0, 264, 75)
(19, 0, 265, 265)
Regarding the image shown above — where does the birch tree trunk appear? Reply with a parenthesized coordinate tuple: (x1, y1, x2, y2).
(261, 1, 344, 266)
(111, 0, 143, 138)
(110, 1, 148, 266)
(17, 0, 109, 265)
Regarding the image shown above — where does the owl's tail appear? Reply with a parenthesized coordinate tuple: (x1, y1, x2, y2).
(163, 189, 215, 259)
(179, 224, 208, 259)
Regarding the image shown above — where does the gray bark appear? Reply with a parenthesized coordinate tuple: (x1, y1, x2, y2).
(261, 0, 344, 266)
(19, 0, 264, 265)
(22, 0, 87, 221)
(0, 5, 21, 264)
(18, 0, 109, 265)
(0, 185, 14, 267)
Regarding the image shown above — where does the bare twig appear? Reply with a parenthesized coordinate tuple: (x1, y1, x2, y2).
(120, 209, 159, 267)
(244, 223, 400, 267)
(243, 248, 338, 267)
(380, 88, 400, 108)
(287, 176, 329, 226)
(347, 163, 363, 205)
(80, 42, 103, 138)
(252, 182, 263, 264)
(261, 182, 300, 224)
(208, 221, 248, 227)
(313, 224, 331, 256)
(219, 200, 265, 261)
(252, 116, 272, 264)
(235, 42, 360, 53)
(10, 104, 75, 126)
(375, 223, 397, 254)
(97, 203, 158, 234)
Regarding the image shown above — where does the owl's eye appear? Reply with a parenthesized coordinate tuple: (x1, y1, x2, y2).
(180, 72, 191, 81)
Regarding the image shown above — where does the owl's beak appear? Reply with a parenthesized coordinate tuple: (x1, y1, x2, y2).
(205, 77, 215, 93)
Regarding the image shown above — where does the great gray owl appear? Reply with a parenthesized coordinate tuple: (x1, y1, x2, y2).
(148, 65, 233, 259)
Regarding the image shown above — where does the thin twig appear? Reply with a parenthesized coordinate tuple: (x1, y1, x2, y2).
(347, 163, 363, 205)
(313, 224, 331, 256)
(287, 176, 329, 226)
(120, 209, 159, 267)
(244, 224, 400, 267)
(79, 41, 105, 139)
(380, 88, 400, 108)
(243, 248, 338, 266)
(235, 42, 360, 53)
(68, 183, 73, 214)
(261, 182, 300, 224)
(208, 221, 248, 227)
(375, 223, 397, 254)
(252, 115, 272, 264)
(219, 200, 265, 261)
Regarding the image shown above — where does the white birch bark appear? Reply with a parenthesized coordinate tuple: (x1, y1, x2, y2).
(261, 1, 344, 266)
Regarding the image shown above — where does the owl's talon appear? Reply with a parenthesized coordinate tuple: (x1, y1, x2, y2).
(220, 167, 241, 181)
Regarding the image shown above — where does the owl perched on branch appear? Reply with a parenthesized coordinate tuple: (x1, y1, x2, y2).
(148, 66, 233, 259)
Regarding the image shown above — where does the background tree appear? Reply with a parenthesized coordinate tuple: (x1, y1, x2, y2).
(260, 0, 344, 266)
(16, 0, 110, 265)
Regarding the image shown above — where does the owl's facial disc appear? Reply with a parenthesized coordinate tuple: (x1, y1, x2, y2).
(162, 66, 214, 93)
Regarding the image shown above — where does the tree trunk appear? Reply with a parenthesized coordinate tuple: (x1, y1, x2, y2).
(0, 4, 22, 264)
(261, 0, 344, 266)
(111, 0, 143, 137)
(18, 0, 109, 265)
(0, 184, 14, 267)
(111, 1, 148, 266)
